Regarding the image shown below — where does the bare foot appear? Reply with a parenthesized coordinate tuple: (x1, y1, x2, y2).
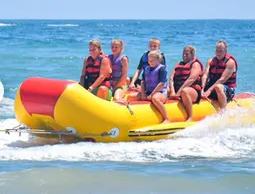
(186, 117, 193, 122)
(161, 119, 170, 124)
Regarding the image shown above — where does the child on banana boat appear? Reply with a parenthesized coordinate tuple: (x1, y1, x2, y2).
(108, 39, 129, 102)
(127, 50, 170, 123)
(80, 39, 238, 123)
(129, 38, 166, 92)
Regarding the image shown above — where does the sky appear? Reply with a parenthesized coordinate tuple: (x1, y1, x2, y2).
(0, 0, 254, 20)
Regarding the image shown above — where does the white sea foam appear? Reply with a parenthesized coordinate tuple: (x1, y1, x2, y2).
(0, 23, 16, 27)
(0, 97, 255, 162)
(47, 24, 79, 27)
(0, 97, 15, 118)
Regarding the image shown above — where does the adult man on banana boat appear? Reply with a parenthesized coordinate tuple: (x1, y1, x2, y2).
(202, 40, 238, 110)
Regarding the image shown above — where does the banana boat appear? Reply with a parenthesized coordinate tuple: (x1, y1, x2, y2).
(13, 77, 255, 143)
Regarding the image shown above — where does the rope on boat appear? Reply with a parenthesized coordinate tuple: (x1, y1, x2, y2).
(126, 101, 134, 115)
(203, 97, 217, 112)
(1, 127, 113, 141)
(231, 98, 241, 107)
(114, 99, 134, 115)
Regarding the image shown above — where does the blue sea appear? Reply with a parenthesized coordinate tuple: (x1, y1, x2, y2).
(1, 20, 255, 194)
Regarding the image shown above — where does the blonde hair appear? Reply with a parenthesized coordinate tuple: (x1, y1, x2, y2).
(184, 45, 196, 56)
(111, 39, 124, 52)
(148, 50, 163, 62)
(111, 39, 124, 47)
(89, 39, 102, 52)
(149, 38, 160, 47)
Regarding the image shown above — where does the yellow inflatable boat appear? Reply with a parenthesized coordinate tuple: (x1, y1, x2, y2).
(13, 77, 255, 143)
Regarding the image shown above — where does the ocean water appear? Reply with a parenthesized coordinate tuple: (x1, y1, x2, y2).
(1, 19, 255, 194)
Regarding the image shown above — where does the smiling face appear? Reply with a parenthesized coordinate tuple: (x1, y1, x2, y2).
(89, 44, 100, 59)
(149, 39, 160, 51)
(111, 41, 123, 56)
(215, 42, 227, 60)
(148, 56, 158, 67)
(148, 51, 161, 68)
(182, 47, 193, 63)
(149, 42, 159, 51)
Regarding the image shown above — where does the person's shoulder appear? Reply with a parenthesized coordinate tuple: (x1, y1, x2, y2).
(121, 55, 129, 62)
(192, 61, 203, 71)
(225, 54, 237, 64)
(228, 57, 235, 62)
(193, 58, 202, 64)
(207, 57, 214, 64)
(84, 56, 91, 62)
(140, 51, 149, 60)
(226, 58, 236, 67)
(144, 65, 150, 72)
(101, 55, 111, 63)
(101, 53, 109, 58)
(193, 61, 201, 65)
(159, 64, 167, 71)
(142, 50, 150, 56)
(120, 54, 128, 58)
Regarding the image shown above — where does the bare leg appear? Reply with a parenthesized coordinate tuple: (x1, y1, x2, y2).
(214, 84, 227, 109)
(151, 92, 170, 123)
(126, 77, 130, 86)
(113, 87, 128, 105)
(113, 88, 126, 101)
(180, 87, 198, 121)
(127, 91, 140, 102)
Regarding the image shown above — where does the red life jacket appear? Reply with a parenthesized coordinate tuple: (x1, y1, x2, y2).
(173, 58, 203, 92)
(84, 55, 111, 89)
(208, 53, 237, 88)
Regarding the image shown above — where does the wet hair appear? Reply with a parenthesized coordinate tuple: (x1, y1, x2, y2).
(89, 39, 102, 52)
(148, 50, 163, 62)
(216, 39, 228, 51)
(184, 45, 196, 56)
(149, 38, 160, 47)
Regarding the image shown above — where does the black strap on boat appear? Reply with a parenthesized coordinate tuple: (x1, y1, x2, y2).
(127, 101, 134, 115)
(203, 97, 217, 111)
(114, 99, 134, 115)
(231, 98, 241, 107)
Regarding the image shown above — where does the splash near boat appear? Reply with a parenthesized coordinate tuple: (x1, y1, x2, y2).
(12, 77, 255, 143)
(0, 81, 4, 102)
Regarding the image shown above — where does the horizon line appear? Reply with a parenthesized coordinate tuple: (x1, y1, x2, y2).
(1, 18, 255, 21)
